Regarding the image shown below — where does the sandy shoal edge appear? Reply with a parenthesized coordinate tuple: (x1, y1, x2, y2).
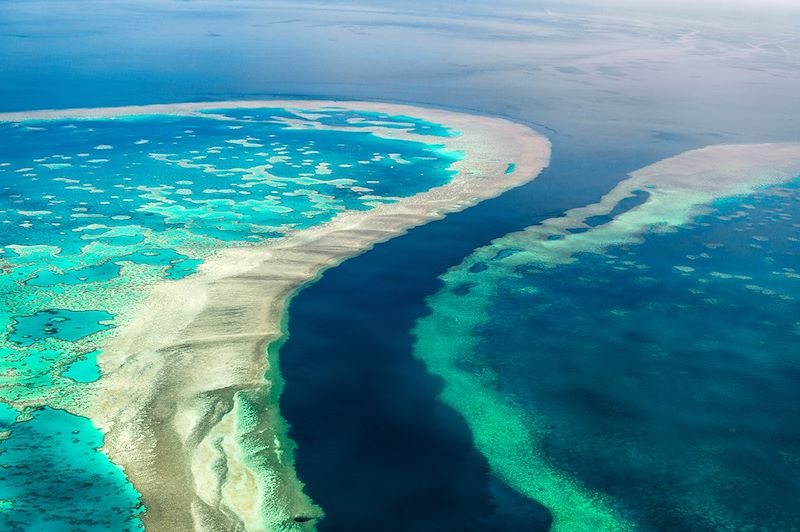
(4, 101, 551, 531)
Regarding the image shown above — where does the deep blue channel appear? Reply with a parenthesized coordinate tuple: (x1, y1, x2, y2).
(277, 138, 687, 531)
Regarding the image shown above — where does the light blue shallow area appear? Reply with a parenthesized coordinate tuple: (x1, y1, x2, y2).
(8, 309, 115, 346)
(26, 262, 123, 287)
(0, 408, 144, 531)
(0, 106, 462, 527)
(61, 350, 101, 383)
(1, 108, 461, 252)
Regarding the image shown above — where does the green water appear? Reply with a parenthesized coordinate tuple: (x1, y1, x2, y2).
(0, 105, 462, 528)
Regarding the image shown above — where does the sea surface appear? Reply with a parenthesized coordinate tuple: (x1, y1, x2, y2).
(1, 1, 800, 531)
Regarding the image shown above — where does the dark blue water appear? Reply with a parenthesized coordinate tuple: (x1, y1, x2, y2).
(277, 140, 685, 530)
(584, 189, 650, 228)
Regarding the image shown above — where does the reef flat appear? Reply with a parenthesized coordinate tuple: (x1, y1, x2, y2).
(0, 101, 550, 530)
(413, 143, 800, 531)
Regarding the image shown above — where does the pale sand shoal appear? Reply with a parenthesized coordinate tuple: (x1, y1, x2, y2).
(0, 101, 551, 531)
(489, 142, 800, 268)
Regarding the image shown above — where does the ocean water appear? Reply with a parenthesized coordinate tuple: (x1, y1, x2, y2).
(2, 1, 800, 530)
(414, 180, 800, 530)
(277, 142, 679, 531)
(0, 107, 461, 528)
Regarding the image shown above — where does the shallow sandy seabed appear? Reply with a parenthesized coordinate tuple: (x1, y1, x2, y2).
(0, 101, 551, 531)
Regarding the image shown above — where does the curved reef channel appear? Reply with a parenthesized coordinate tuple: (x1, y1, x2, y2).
(413, 143, 800, 531)
(0, 101, 550, 530)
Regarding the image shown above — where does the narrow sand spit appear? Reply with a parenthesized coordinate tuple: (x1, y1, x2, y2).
(0, 101, 551, 531)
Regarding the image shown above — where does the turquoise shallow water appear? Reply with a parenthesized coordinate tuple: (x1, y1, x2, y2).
(415, 179, 800, 530)
(0, 106, 461, 528)
(0, 407, 145, 531)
